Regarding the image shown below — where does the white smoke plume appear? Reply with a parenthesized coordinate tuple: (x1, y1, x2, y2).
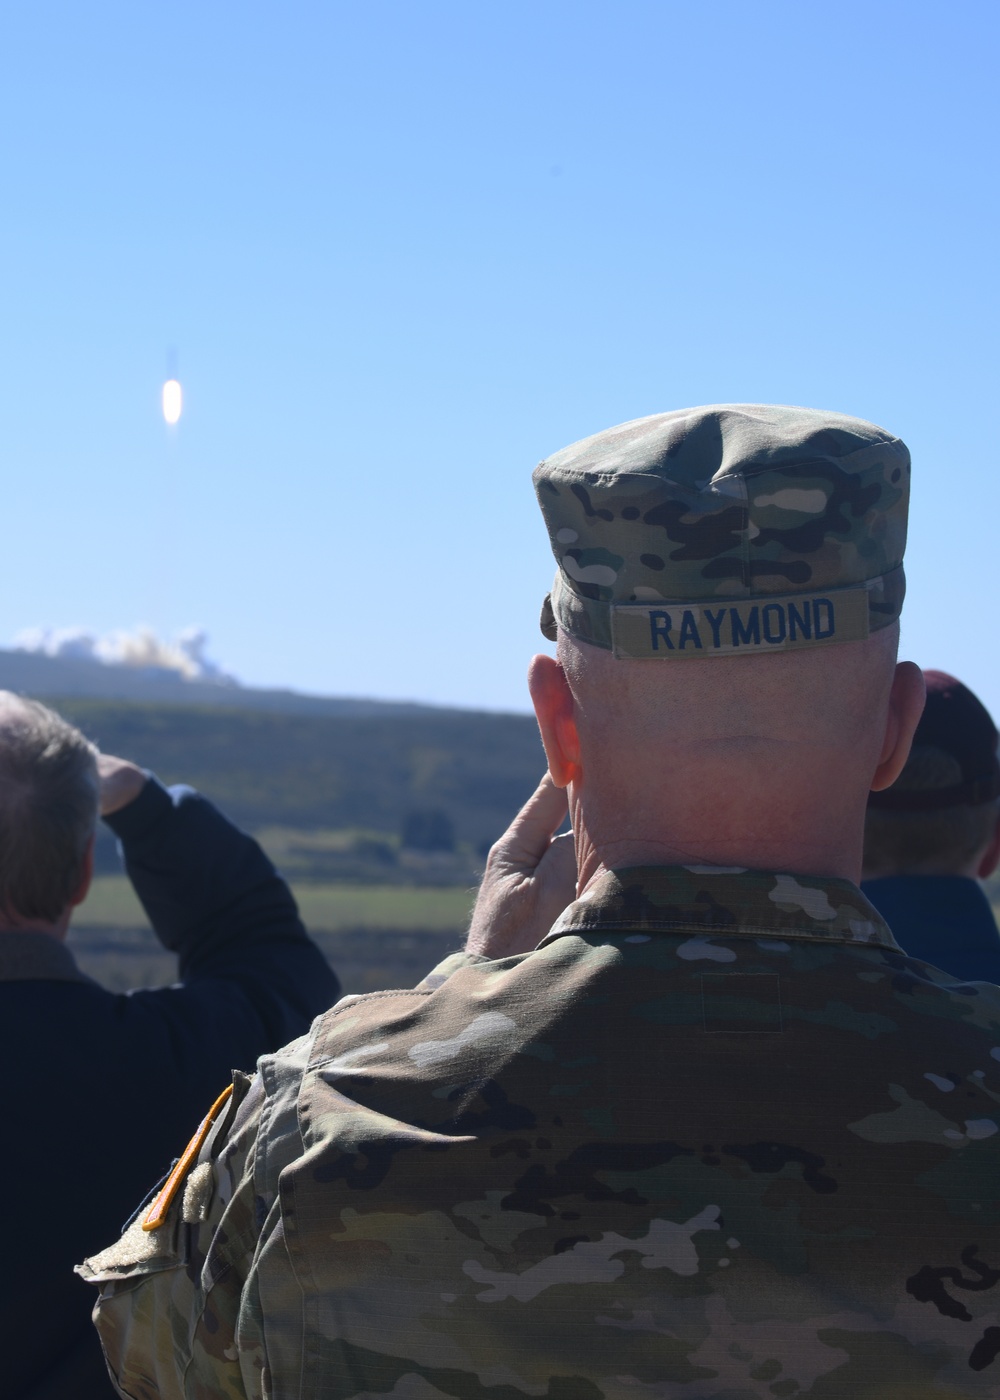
(12, 626, 238, 686)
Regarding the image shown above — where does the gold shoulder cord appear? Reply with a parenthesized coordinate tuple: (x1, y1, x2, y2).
(142, 1083, 234, 1232)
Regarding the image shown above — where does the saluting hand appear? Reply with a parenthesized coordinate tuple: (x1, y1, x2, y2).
(97, 753, 148, 817)
(465, 773, 577, 959)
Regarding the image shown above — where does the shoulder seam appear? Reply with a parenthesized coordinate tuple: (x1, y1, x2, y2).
(328, 988, 434, 1019)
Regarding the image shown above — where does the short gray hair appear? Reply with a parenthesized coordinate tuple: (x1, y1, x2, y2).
(0, 694, 99, 921)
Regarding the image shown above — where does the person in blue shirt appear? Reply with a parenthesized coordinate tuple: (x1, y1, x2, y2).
(862, 669, 1000, 982)
(0, 692, 340, 1400)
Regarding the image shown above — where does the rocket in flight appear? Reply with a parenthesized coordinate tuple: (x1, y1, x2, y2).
(162, 377, 183, 425)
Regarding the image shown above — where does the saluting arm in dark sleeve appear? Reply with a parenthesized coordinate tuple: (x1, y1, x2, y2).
(104, 775, 340, 1053)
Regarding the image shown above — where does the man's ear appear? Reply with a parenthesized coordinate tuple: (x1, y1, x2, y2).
(527, 653, 581, 789)
(69, 834, 95, 909)
(976, 809, 1000, 879)
(871, 661, 926, 793)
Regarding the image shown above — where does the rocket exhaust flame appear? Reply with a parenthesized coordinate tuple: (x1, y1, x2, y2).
(162, 379, 183, 425)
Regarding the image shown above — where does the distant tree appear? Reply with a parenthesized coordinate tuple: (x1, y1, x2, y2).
(352, 836, 396, 866)
(401, 809, 455, 852)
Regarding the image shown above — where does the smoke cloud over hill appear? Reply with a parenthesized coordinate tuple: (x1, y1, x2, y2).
(13, 626, 237, 686)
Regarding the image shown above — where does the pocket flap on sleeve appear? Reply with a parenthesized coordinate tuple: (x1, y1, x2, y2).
(77, 1208, 187, 1286)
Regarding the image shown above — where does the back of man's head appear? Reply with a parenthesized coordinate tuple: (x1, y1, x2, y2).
(0, 694, 98, 924)
(531, 404, 923, 878)
(558, 619, 899, 783)
(863, 670, 1000, 878)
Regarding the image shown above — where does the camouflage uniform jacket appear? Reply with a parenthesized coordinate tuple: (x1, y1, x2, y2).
(82, 866, 1000, 1400)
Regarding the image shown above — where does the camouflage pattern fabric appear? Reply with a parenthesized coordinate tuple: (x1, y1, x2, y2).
(82, 865, 1000, 1399)
(534, 404, 909, 655)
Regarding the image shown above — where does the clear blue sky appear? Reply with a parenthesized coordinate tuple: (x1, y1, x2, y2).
(1, 2, 997, 712)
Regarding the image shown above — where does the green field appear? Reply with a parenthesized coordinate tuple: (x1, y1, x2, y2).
(71, 877, 473, 995)
(77, 875, 474, 933)
(294, 883, 473, 931)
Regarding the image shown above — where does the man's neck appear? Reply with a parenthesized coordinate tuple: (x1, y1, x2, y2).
(0, 912, 69, 941)
(570, 797, 866, 896)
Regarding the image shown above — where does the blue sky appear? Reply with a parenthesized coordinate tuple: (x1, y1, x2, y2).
(1, 2, 997, 712)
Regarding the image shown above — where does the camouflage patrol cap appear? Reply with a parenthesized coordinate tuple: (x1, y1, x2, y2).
(535, 403, 909, 659)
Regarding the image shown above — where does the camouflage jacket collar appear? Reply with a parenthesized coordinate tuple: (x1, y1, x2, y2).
(541, 864, 899, 949)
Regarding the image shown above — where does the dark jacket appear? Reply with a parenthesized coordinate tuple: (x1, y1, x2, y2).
(1, 777, 340, 1400)
(862, 874, 1000, 983)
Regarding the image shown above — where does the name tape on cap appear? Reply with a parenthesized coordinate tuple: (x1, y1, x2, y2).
(610, 589, 870, 659)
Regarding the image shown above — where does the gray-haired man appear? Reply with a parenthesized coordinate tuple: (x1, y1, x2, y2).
(0, 693, 339, 1400)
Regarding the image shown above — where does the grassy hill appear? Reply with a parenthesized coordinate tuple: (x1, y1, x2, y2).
(52, 698, 544, 866)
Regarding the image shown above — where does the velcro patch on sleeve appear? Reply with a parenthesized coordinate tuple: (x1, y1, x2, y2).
(610, 588, 870, 659)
